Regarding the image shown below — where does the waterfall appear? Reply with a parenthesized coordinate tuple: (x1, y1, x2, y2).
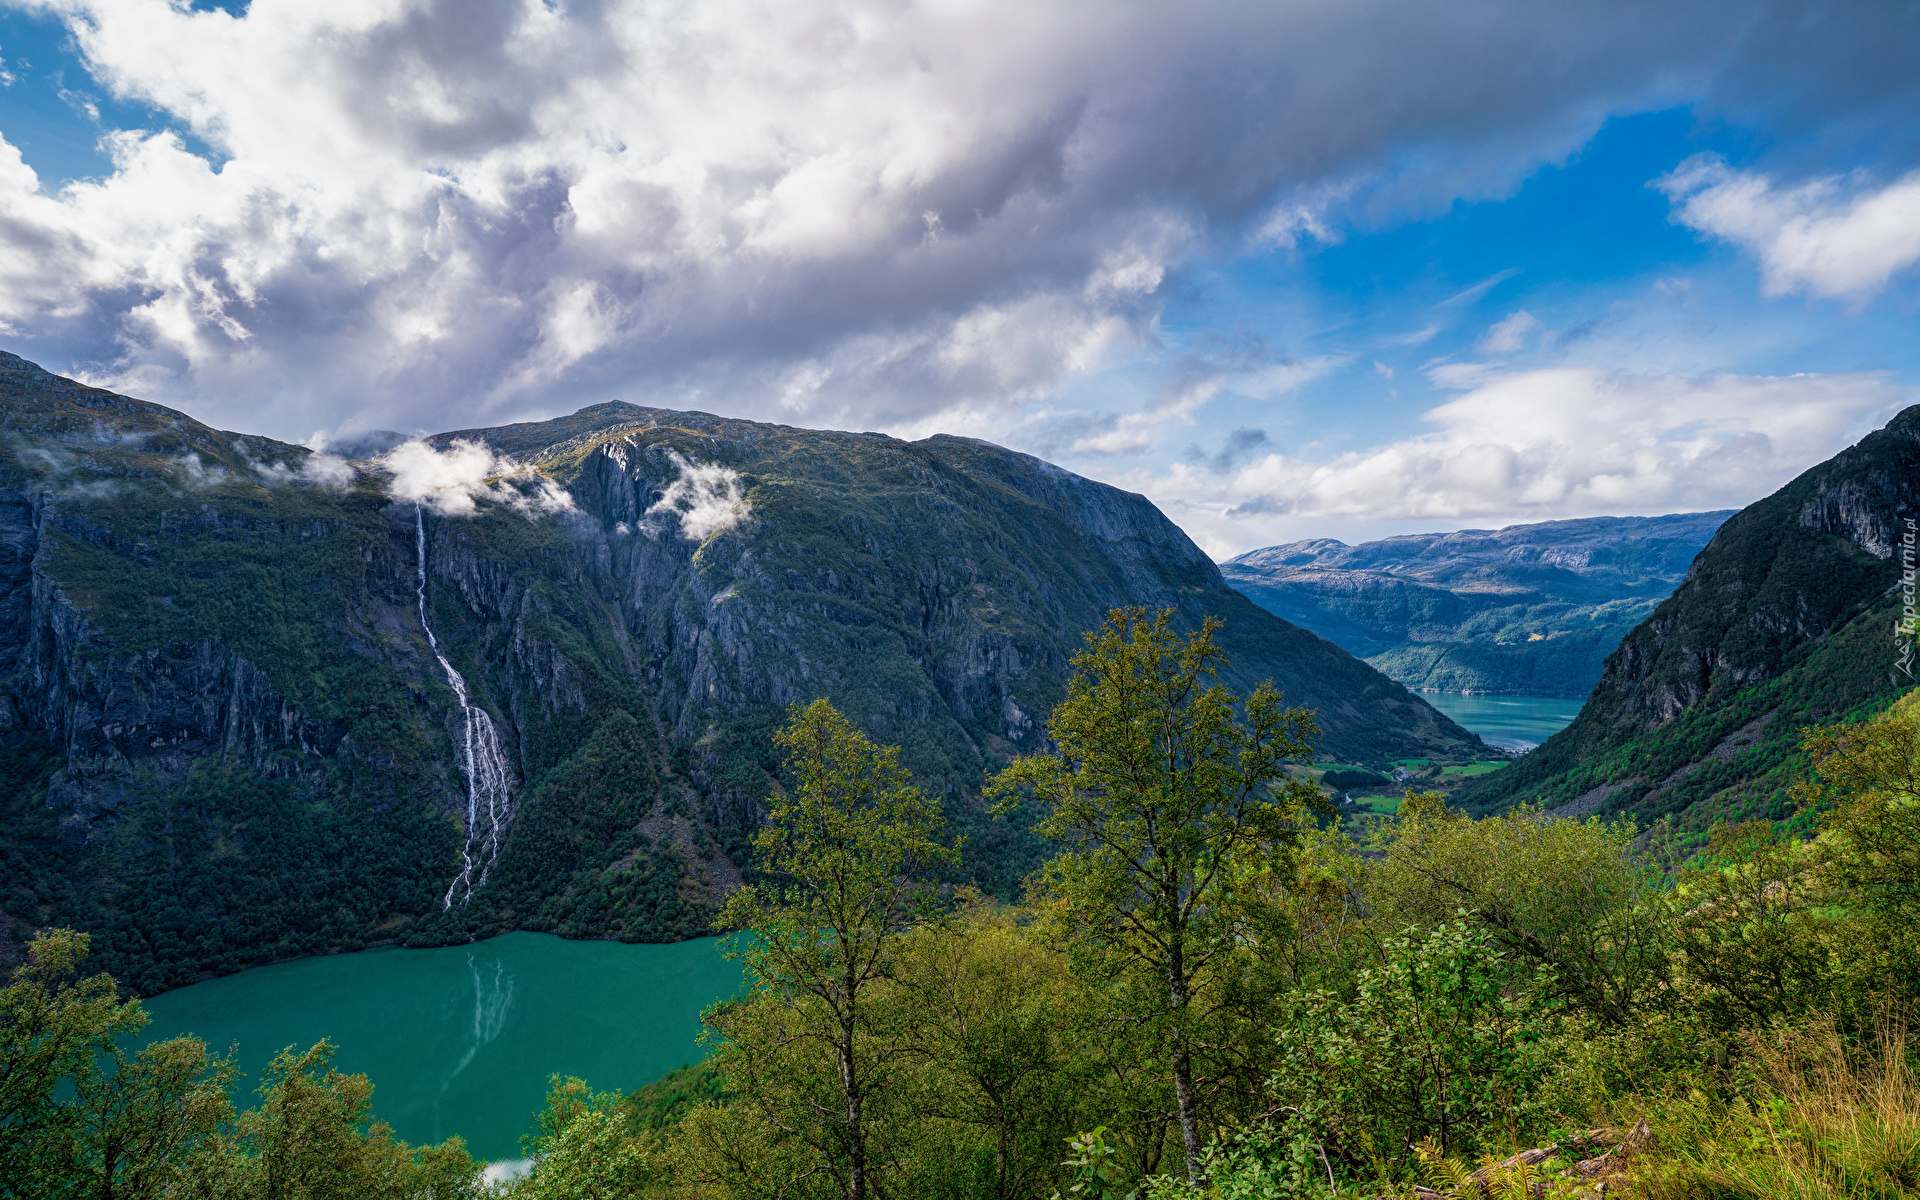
(415, 505, 515, 907)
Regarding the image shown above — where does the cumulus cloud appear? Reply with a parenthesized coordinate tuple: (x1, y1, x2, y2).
(1139, 367, 1912, 556)
(0, 0, 1876, 439)
(1659, 155, 1920, 300)
(645, 452, 747, 542)
(380, 439, 575, 517)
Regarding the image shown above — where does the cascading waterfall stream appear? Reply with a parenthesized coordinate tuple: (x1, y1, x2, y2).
(415, 504, 515, 907)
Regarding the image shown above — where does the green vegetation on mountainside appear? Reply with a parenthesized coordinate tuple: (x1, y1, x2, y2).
(480, 709, 718, 943)
(0, 746, 456, 995)
(0, 350, 1479, 991)
(1364, 617, 1647, 695)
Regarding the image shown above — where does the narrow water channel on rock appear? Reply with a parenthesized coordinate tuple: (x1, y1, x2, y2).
(133, 932, 742, 1163)
(416, 503, 516, 907)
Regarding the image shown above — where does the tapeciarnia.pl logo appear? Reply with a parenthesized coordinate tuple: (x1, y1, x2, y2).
(1898, 518, 1917, 682)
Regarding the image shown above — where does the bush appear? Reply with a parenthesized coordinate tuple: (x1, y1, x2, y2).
(1266, 922, 1561, 1181)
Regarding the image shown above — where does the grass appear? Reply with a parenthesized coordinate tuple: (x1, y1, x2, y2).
(1617, 1020, 1920, 1200)
(1348, 793, 1402, 815)
(1440, 762, 1508, 778)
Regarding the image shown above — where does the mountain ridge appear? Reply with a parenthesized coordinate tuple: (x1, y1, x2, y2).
(1221, 512, 1732, 698)
(0, 352, 1481, 990)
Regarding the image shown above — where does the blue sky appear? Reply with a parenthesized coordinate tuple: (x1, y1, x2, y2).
(2, 0, 1917, 555)
(1111, 104, 1920, 547)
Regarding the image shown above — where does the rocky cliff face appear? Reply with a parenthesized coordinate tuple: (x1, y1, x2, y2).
(0, 353, 1481, 988)
(1222, 513, 1731, 698)
(1459, 407, 1920, 827)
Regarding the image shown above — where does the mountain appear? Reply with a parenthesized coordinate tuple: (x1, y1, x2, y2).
(1221, 512, 1733, 698)
(0, 352, 1480, 991)
(1456, 406, 1920, 830)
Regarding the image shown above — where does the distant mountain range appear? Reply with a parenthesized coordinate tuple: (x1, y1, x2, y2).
(1458, 405, 1919, 831)
(0, 351, 1479, 991)
(1221, 512, 1733, 698)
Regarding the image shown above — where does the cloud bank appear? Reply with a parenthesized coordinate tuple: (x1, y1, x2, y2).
(1145, 367, 1913, 556)
(0, 0, 1906, 442)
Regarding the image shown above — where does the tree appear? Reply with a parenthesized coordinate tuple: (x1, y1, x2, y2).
(72, 1035, 235, 1200)
(712, 699, 958, 1200)
(1366, 793, 1673, 1027)
(893, 902, 1090, 1200)
(986, 608, 1322, 1184)
(1268, 923, 1558, 1177)
(1, 929, 146, 1193)
(505, 1077, 657, 1200)
(184, 1040, 483, 1200)
(1, 928, 236, 1200)
(1795, 692, 1920, 925)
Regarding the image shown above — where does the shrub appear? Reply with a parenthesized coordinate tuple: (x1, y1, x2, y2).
(1266, 922, 1560, 1182)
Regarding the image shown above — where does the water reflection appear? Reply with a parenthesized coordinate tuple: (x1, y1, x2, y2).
(451, 953, 516, 1081)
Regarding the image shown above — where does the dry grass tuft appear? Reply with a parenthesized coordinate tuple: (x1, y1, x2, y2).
(1618, 1019, 1920, 1200)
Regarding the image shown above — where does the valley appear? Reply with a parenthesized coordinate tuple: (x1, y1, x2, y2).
(1222, 512, 1731, 698)
(1455, 404, 1920, 834)
(5, 358, 1917, 1199)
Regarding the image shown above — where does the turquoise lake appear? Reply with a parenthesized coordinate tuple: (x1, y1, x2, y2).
(1416, 691, 1584, 751)
(135, 932, 742, 1163)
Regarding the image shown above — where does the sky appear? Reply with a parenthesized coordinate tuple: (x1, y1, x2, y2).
(1, 0, 1917, 558)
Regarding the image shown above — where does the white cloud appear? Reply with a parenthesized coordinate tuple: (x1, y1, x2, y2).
(0, 0, 1828, 440)
(1135, 366, 1912, 557)
(1658, 155, 1920, 301)
(298, 452, 355, 488)
(248, 449, 355, 488)
(645, 452, 747, 542)
(1477, 310, 1543, 356)
(379, 439, 575, 517)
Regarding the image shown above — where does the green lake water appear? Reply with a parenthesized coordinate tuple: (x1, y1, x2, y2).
(1416, 691, 1584, 751)
(135, 931, 742, 1164)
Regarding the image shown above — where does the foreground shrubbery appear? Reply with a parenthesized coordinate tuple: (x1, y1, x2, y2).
(5, 608, 1918, 1198)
